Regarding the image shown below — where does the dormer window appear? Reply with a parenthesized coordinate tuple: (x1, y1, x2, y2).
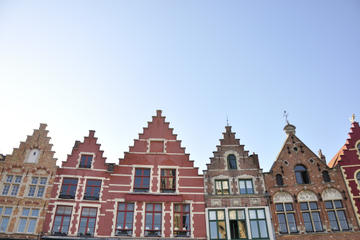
(79, 155, 93, 168)
(25, 149, 40, 163)
(295, 165, 310, 184)
(227, 154, 237, 169)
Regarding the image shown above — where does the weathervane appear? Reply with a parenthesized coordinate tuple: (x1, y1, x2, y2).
(283, 110, 289, 124)
(226, 115, 229, 126)
(350, 113, 356, 123)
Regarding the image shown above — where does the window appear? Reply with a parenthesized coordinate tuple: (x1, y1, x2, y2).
(160, 169, 176, 193)
(78, 207, 97, 236)
(0, 207, 12, 232)
(239, 179, 254, 194)
(59, 178, 78, 199)
(79, 155, 93, 168)
(26, 149, 40, 163)
(300, 202, 322, 232)
(2, 175, 22, 196)
(174, 204, 190, 237)
(84, 180, 101, 200)
(276, 174, 284, 186)
(229, 209, 247, 239)
(134, 168, 150, 192)
(28, 177, 47, 198)
(357, 143, 360, 153)
(52, 206, 72, 235)
(215, 180, 229, 195)
(325, 200, 349, 231)
(322, 171, 331, 182)
(115, 203, 134, 236)
(357, 172, 360, 186)
(227, 154, 237, 169)
(275, 203, 297, 234)
(249, 209, 269, 239)
(294, 165, 310, 184)
(209, 210, 226, 240)
(17, 208, 39, 233)
(145, 203, 162, 237)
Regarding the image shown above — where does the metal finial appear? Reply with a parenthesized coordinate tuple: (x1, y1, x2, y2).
(283, 110, 289, 124)
(350, 114, 356, 123)
(226, 115, 229, 126)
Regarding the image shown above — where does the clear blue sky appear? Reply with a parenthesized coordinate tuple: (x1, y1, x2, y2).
(0, 1, 359, 172)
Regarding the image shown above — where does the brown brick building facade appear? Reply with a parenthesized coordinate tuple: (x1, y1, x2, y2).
(204, 126, 274, 240)
(264, 123, 360, 240)
(0, 124, 57, 239)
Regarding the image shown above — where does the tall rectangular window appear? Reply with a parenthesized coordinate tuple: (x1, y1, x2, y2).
(115, 203, 134, 236)
(325, 200, 349, 231)
(275, 203, 297, 234)
(215, 180, 229, 195)
(134, 168, 150, 192)
(229, 209, 247, 239)
(209, 210, 227, 240)
(239, 179, 254, 194)
(174, 204, 190, 237)
(17, 208, 39, 233)
(145, 203, 162, 237)
(52, 206, 72, 235)
(300, 202, 323, 232)
(59, 178, 78, 199)
(79, 155, 93, 168)
(0, 207, 12, 232)
(84, 180, 101, 200)
(249, 209, 268, 239)
(160, 169, 176, 193)
(2, 175, 22, 196)
(28, 177, 47, 198)
(78, 207, 97, 236)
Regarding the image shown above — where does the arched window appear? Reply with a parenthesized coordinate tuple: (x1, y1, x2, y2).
(294, 165, 310, 184)
(322, 171, 331, 182)
(297, 191, 323, 232)
(356, 172, 360, 186)
(227, 154, 237, 169)
(276, 174, 284, 186)
(273, 192, 297, 234)
(357, 143, 360, 153)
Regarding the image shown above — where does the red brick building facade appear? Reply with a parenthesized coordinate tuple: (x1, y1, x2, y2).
(42, 110, 206, 239)
(264, 123, 360, 240)
(0, 124, 57, 239)
(204, 126, 274, 240)
(329, 119, 360, 228)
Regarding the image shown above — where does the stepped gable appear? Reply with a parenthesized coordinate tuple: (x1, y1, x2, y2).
(61, 130, 107, 169)
(4, 123, 56, 167)
(329, 121, 360, 168)
(128, 110, 186, 154)
(206, 125, 259, 170)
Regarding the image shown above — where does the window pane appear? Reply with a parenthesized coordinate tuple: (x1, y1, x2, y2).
(217, 211, 225, 220)
(27, 219, 37, 233)
(218, 221, 226, 239)
(4, 208, 12, 215)
(246, 180, 254, 194)
(257, 209, 265, 219)
(37, 186, 45, 197)
(312, 212, 323, 231)
(238, 210, 245, 219)
(278, 214, 288, 233)
(22, 208, 30, 216)
(32, 177, 39, 184)
(0, 217, 9, 232)
(328, 211, 339, 231)
(15, 176, 22, 183)
(325, 201, 333, 209)
(302, 212, 313, 232)
(310, 202, 318, 210)
(259, 220, 268, 238)
(300, 202, 308, 210)
(287, 213, 297, 233)
(229, 210, 236, 220)
(209, 222, 218, 238)
(250, 220, 259, 238)
(209, 211, 216, 220)
(337, 210, 349, 230)
(249, 210, 256, 219)
(40, 177, 47, 185)
(334, 200, 343, 209)
(18, 218, 27, 233)
(285, 203, 293, 211)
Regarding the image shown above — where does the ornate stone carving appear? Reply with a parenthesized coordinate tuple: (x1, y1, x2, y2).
(273, 191, 293, 203)
(322, 188, 342, 201)
(297, 190, 317, 202)
(211, 199, 221, 207)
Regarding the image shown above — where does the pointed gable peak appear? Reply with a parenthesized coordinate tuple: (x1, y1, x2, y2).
(138, 110, 177, 140)
(220, 125, 240, 146)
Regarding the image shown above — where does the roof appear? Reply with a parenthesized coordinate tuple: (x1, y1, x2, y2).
(328, 144, 345, 168)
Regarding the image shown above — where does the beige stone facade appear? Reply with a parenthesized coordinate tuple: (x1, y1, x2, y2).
(0, 124, 57, 239)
